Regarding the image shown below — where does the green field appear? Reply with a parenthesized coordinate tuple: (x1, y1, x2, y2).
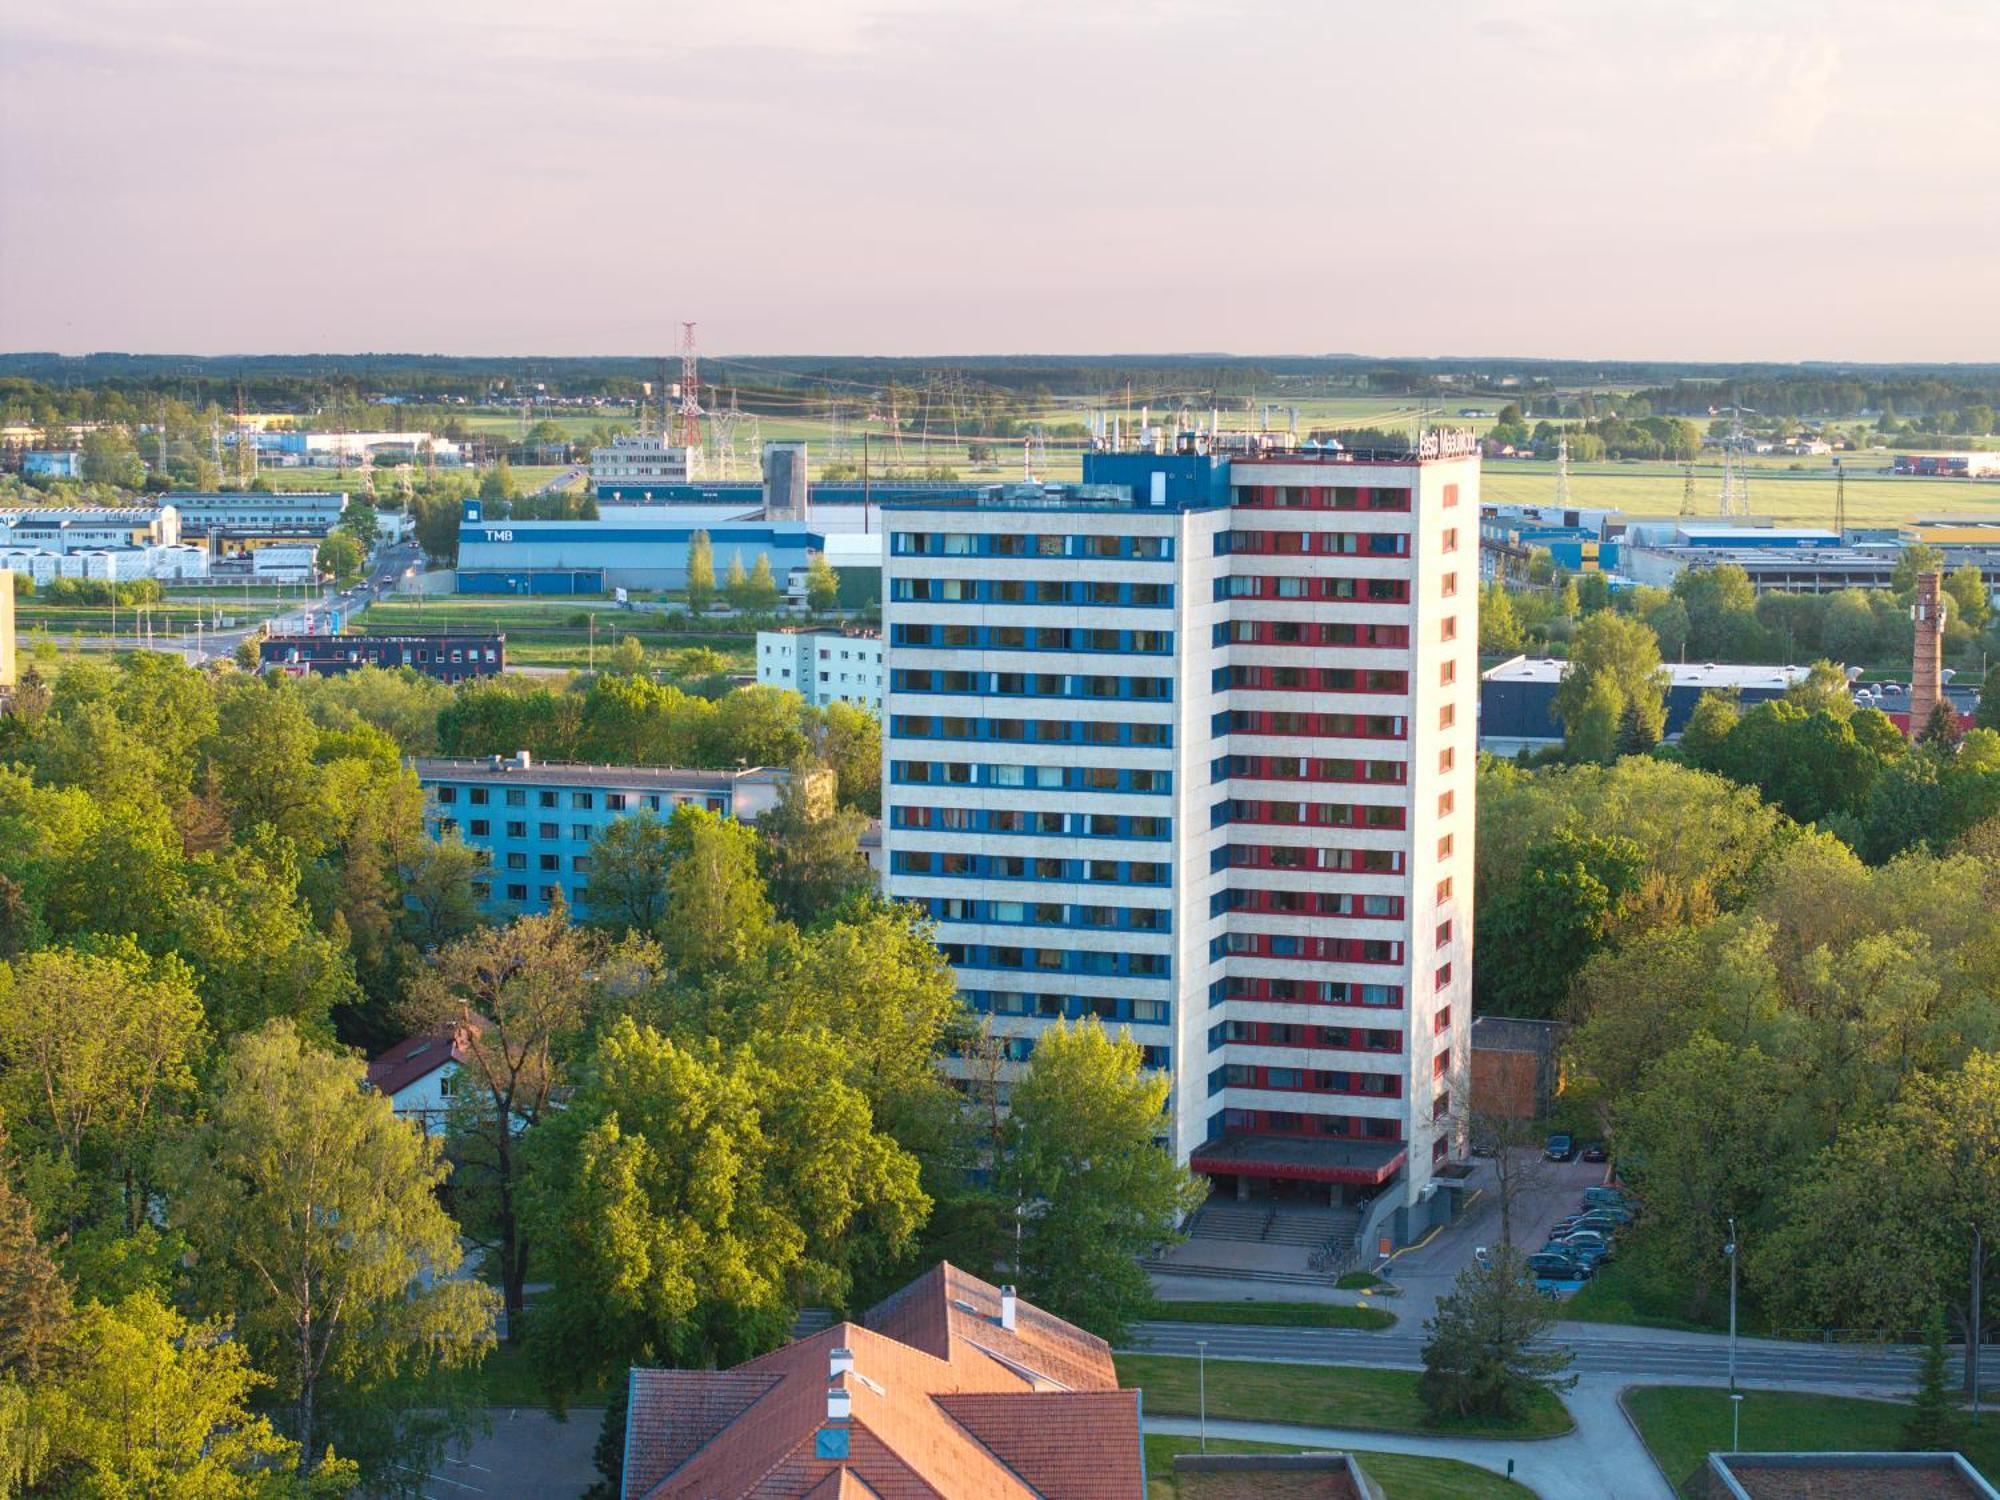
(241, 464, 571, 493)
(1624, 1386, 1999, 1494)
(1142, 1436, 1533, 1500)
(1482, 457, 1997, 526)
(360, 597, 757, 671)
(1114, 1355, 1573, 1440)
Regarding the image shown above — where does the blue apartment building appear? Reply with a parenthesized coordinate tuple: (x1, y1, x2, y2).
(414, 752, 805, 916)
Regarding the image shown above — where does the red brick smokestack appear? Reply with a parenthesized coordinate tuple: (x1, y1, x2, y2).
(1910, 571, 1946, 735)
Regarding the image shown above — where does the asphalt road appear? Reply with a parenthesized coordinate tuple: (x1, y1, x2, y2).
(1128, 1319, 2000, 1388)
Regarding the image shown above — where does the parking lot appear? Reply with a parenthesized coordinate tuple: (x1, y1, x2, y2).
(1377, 1148, 1612, 1326)
(411, 1408, 600, 1500)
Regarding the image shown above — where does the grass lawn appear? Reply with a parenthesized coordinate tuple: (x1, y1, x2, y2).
(363, 597, 758, 661)
(1624, 1386, 2000, 1494)
(1147, 1300, 1395, 1331)
(1559, 1253, 1733, 1337)
(473, 1340, 616, 1408)
(1481, 459, 1994, 524)
(1115, 1355, 1572, 1440)
(1142, 1435, 1534, 1500)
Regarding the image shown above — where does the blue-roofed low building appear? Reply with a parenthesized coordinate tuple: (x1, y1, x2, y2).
(1479, 655, 1818, 753)
(453, 497, 888, 602)
(415, 752, 819, 917)
(1479, 503, 1625, 580)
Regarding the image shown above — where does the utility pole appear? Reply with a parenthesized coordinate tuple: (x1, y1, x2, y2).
(1197, 1340, 1208, 1454)
(1726, 1218, 1739, 1393)
(1834, 457, 1847, 538)
(1973, 1223, 1984, 1424)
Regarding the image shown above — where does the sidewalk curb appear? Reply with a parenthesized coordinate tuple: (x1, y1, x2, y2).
(1614, 1385, 1681, 1494)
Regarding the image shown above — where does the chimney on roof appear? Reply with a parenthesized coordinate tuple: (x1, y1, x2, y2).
(829, 1347, 853, 1378)
(999, 1285, 1017, 1332)
(826, 1384, 851, 1422)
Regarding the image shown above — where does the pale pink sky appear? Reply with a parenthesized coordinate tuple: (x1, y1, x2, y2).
(3, 0, 1996, 361)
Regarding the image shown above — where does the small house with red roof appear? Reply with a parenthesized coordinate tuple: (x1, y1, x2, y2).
(364, 1021, 481, 1134)
(621, 1263, 1145, 1499)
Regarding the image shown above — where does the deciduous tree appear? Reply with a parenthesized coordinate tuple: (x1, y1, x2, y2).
(805, 554, 840, 612)
(0, 940, 204, 1233)
(167, 1021, 497, 1486)
(38, 1292, 350, 1498)
(1001, 1020, 1207, 1341)
(403, 912, 605, 1332)
(524, 1018, 928, 1395)
(684, 529, 715, 613)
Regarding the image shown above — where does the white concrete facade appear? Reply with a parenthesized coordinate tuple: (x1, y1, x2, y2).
(589, 435, 703, 488)
(881, 452, 1477, 1226)
(757, 629, 884, 711)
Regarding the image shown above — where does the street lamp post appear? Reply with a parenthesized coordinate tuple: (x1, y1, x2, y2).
(1196, 1339, 1208, 1455)
(1731, 1392, 1744, 1453)
(1725, 1219, 1739, 1393)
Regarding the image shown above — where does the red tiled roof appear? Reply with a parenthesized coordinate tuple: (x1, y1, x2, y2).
(626, 1263, 1141, 1500)
(936, 1391, 1143, 1496)
(625, 1370, 782, 1497)
(364, 1019, 482, 1099)
(863, 1263, 1119, 1393)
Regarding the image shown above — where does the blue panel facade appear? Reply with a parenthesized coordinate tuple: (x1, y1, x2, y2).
(1081, 450, 1231, 508)
(424, 775, 738, 917)
(455, 570, 604, 595)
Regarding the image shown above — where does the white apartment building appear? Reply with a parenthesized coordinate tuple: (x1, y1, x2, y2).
(757, 628, 884, 712)
(880, 439, 1478, 1246)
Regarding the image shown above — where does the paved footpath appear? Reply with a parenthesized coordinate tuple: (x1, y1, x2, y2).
(1131, 1318, 2000, 1388)
(1146, 1372, 1672, 1500)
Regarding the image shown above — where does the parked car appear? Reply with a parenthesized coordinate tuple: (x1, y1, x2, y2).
(1540, 1240, 1606, 1271)
(1544, 1133, 1575, 1162)
(1583, 1186, 1632, 1210)
(1527, 1252, 1591, 1280)
(1573, 1201, 1634, 1225)
(1581, 1141, 1609, 1163)
(1554, 1230, 1616, 1261)
(1554, 1213, 1626, 1238)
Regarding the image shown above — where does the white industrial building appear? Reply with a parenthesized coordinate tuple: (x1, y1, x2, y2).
(162, 491, 348, 538)
(0, 543, 210, 585)
(588, 434, 703, 493)
(0, 505, 181, 551)
(756, 628, 884, 711)
(882, 435, 1479, 1250)
(249, 545, 321, 581)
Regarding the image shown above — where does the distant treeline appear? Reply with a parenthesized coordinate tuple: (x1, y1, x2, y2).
(5, 353, 1999, 429)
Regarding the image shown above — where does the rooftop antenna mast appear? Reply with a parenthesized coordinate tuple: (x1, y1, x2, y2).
(1555, 432, 1572, 511)
(1833, 456, 1846, 537)
(676, 322, 703, 453)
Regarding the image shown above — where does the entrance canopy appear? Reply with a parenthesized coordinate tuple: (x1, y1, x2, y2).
(1190, 1133, 1407, 1187)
